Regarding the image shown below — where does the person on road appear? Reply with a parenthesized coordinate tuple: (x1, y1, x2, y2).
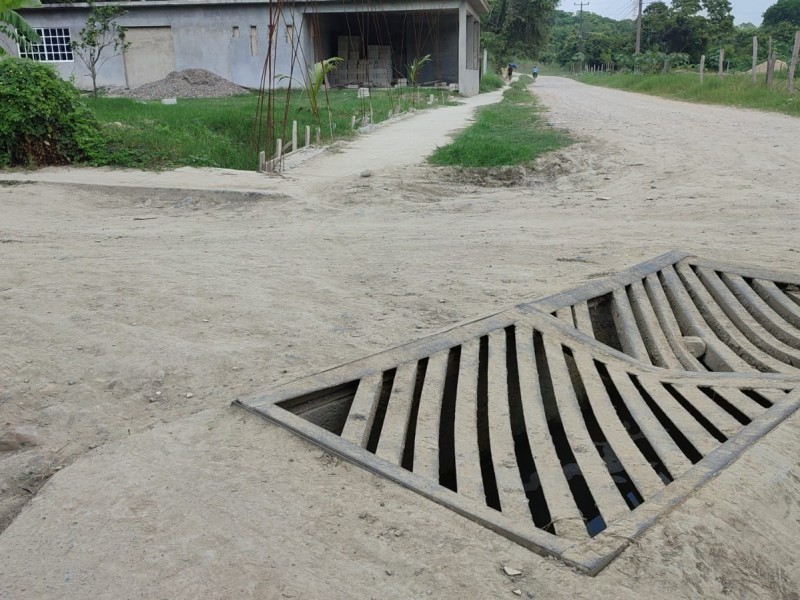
(507, 64, 514, 80)
(532, 65, 539, 81)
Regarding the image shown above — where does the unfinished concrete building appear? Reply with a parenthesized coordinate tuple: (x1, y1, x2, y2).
(13, 0, 486, 95)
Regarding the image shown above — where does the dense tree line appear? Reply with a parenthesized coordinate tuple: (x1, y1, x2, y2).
(540, 0, 800, 72)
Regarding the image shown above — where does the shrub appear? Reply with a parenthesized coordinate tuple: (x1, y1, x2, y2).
(0, 58, 105, 167)
(479, 72, 504, 92)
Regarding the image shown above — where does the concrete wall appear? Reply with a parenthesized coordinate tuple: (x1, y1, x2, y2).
(457, 1, 480, 96)
(16, 0, 479, 95)
(17, 3, 309, 90)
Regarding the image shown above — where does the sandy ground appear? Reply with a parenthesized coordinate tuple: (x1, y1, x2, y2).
(1, 77, 799, 598)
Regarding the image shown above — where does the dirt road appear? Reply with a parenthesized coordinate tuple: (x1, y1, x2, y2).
(1, 77, 799, 599)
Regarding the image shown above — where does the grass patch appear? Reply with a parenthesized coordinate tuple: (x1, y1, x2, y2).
(90, 86, 454, 170)
(428, 75, 571, 168)
(479, 72, 505, 93)
(578, 71, 800, 117)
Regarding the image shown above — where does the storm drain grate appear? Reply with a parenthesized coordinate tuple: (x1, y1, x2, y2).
(236, 251, 800, 574)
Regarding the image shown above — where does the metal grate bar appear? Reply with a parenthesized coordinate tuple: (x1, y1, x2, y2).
(694, 267, 800, 366)
(375, 361, 418, 464)
(722, 274, 800, 348)
(637, 375, 720, 456)
(543, 336, 631, 525)
(611, 288, 651, 363)
(411, 350, 450, 480)
(660, 266, 755, 372)
(453, 338, 485, 504)
(571, 349, 666, 500)
(486, 330, 533, 522)
(556, 308, 575, 326)
(670, 384, 744, 438)
(643, 273, 707, 371)
(341, 372, 384, 447)
(514, 325, 588, 540)
(572, 301, 595, 337)
(752, 279, 800, 328)
(675, 263, 797, 374)
(708, 387, 765, 421)
(628, 281, 684, 369)
(606, 366, 693, 477)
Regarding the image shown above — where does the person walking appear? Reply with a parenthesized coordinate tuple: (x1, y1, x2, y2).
(532, 65, 539, 81)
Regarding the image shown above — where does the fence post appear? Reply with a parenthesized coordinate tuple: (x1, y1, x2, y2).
(766, 37, 776, 88)
(291, 120, 298, 152)
(305, 125, 310, 147)
(752, 36, 758, 85)
(718, 49, 724, 79)
(789, 31, 800, 93)
(699, 55, 705, 83)
(258, 151, 266, 173)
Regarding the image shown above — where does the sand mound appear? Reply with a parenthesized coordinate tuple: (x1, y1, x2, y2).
(123, 68, 249, 100)
(747, 59, 788, 75)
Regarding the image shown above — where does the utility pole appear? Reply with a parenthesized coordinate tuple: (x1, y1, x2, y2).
(575, 1, 588, 71)
(575, 1, 589, 55)
(635, 0, 643, 54)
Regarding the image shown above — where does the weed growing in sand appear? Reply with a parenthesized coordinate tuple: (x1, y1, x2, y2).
(428, 76, 571, 168)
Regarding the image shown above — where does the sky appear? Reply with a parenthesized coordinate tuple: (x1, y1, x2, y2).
(557, 0, 776, 26)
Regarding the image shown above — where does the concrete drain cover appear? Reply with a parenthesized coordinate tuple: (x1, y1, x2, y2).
(236, 251, 800, 574)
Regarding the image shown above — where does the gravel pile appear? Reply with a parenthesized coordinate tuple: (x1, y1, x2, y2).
(121, 69, 249, 100)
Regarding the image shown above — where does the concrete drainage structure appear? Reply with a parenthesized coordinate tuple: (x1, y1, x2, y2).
(235, 251, 800, 575)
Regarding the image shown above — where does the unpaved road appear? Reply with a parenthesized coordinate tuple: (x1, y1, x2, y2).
(1, 77, 799, 599)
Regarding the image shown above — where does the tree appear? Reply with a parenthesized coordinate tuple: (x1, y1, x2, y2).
(763, 0, 800, 28)
(70, 1, 129, 98)
(0, 0, 41, 55)
(703, 0, 734, 46)
(483, 0, 559, 64)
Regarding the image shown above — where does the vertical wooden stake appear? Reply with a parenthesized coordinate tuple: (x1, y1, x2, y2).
(718, 49, 724, 79)
(767, 37, 776, 88)
(305, 125, 311, 147)
(291, 120, 297, 152)
(752, 36, 758, 85)
(699, 55, 705, 83)
(788, 30, 800, 93)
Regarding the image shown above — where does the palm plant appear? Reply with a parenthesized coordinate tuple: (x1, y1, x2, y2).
(0, 0, 41, 55)
(278, 56, 343, 122)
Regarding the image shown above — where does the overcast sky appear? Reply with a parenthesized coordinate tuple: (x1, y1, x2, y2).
(558, 0, 775, 26)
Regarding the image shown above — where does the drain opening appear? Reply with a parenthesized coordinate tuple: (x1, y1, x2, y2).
(365, 369, 397, 453)
(593, 361, 673, 484)
(400, 358, 430, 471)
(505, 326, 554, 532)
(477, 336, 502, 511)
(563, 346, 644, 510)
(278, 380, 360, 435)
(587, 295, 624, 353)
(533, 331, 605, 536)
(698, 387, 751, 425)
(740, 389, 773, 408)
(662, 383, 727, 443)
(629, 375, 703, 464)
(438, 346, 462, 492)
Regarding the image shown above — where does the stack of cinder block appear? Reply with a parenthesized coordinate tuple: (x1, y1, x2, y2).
(330, 37, 393, 87)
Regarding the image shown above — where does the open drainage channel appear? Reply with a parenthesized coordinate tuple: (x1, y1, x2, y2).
(236, 251, 800, 575)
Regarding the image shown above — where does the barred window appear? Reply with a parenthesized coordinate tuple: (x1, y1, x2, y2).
(19, 27, 74, 62)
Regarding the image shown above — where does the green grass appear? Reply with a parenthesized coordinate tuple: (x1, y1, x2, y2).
(479, 72, 505, 93)
(428, 75, 571, 168)
(578, 71, 800, 117)
(89, 86, 454, 170)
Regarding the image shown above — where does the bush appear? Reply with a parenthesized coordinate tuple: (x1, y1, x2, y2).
(0, 58, 105, 167)
(479, 72, 504, 92)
